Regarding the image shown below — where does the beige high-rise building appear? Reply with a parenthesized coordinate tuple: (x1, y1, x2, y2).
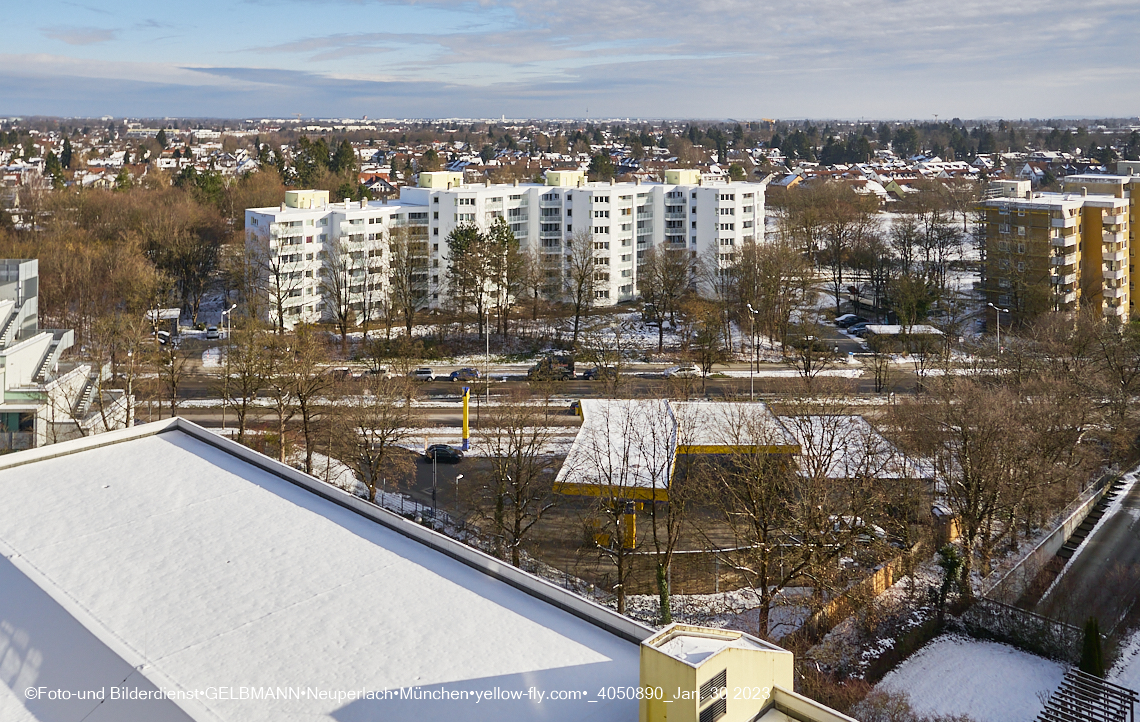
(980, 181, 1131, 321)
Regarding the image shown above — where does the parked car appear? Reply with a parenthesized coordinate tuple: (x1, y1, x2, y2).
(834, 313, 858, 326)
(329, 367, 354, 381)
(569, 400, 582, 416)
(663, 364, 701, 378)
(449, 367, 481, 382)
(409, 367, 435, 382)
(424, 444, 463, 462)
(205, 325, 220, 340)
(366, 366, 398, 380)
(527, 354, 575, 380)
(848, 323, 871, 337)
(581, 366, 618, 381)
(838, 315, 868, 329)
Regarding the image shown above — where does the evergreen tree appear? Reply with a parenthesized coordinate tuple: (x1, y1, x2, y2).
(156, 128, 168, 148)
(1080, 617, 1105, 677)
(61, 138, 73, 169)
(44, 151, 65, 189)
(588, 153, 616, 181)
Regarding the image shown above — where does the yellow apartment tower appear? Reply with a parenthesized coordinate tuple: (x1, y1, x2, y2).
(980, 180, 1130, 321)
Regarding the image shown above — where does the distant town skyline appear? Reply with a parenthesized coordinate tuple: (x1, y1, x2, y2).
(3, 0, 1139, 119)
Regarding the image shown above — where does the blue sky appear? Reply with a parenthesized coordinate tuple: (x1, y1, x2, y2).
(4, 0, 1140, 119)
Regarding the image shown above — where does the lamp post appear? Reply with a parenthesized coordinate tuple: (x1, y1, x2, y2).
(746, 303, 759, 401)
(220, 303, 237, 340)
(988, 302, 1009, 353)
(454, 474, 464, 519)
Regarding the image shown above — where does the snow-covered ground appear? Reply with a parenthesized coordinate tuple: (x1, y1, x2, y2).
(625, 587, 810, 640)
(1110, 628, 1140, 691)
(876, 634, 1065, 722)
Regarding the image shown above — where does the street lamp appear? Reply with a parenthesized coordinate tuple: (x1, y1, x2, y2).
(746, 303, 759, 401)
(220, 303, 237, 340)
(987, 302, 1009, 353)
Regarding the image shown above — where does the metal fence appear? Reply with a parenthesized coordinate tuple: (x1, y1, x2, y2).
(1037, 668, 1137, 722)
(954, 596, 1082, 662)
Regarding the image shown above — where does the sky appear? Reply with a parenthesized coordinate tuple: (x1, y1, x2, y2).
(3, 0, 1140, 120)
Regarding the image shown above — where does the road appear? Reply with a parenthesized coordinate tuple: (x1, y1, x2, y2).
(1037, 475, 1140, 631)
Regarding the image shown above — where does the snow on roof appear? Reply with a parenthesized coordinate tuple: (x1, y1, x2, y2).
(778, 415, 933, 481)
(0, 419, 645, 722)
(672, 401, 799, 453)
(556, 398, 675, 493)
(651, 627, 770, 666)
(864, 324, 945, 336)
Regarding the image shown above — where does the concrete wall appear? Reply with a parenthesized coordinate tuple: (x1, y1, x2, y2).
(983, 475, 1115, 604)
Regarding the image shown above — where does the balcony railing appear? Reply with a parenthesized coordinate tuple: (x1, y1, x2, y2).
(1052, 216, 1077, 228)
(1051, 234, 1077, 248)
(1102, 268, 1127, 281)
(1104, 285, 1127, 299)
(1051, 253, 1077, 266)
(1051, 272, 1077, 285)
(1103, 231, 1126, 244)
(1104, 213, 1126, 225)
(1104, 249, 1127, 263)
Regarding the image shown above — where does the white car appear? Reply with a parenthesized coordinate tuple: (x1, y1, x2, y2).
(663, 364, 701, 378)
(205, 325, 219, 340)
(409, 367, 435, 382)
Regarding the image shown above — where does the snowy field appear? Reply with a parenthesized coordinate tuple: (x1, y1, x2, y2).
(876, 634, 1065, 722)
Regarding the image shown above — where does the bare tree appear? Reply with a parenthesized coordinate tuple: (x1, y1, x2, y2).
(333, 375, 413, 503)
(288, 323, 333, 475)
(220, 321, 268, 444)
(471, 395, 558, 566)
(638, 243, 694, 352)
(564, 229, 599, 348)
(387, 224, 429, 336)
(319, 239, 357, 356)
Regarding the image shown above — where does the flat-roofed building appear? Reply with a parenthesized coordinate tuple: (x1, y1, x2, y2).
(245, 172, 770, 328)
(978, 190, 1130, 320)
(0, 418, 856, 722)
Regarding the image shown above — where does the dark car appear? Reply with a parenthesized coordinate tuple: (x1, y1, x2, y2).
(838, 315, 868, 329)
(848, 322, 871, 337)
(424, 444, 463, 463)
(581, 366, 618, 381)
(449, 367, 481, 382)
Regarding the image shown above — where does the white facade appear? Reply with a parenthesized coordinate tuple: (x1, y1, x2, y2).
(245, 173, 769, 327)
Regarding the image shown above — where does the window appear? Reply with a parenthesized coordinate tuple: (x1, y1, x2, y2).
(719, 223, 735, 231)
(621, 269, 631, 277)
(433, 228, 439, 236)
(719, 208, 734, 215)
(692, 221, 697, 228)
(621, 254, 631, 262)
(458, 213, 475, 222)
(997, 240, 1009, 251)
(621, 223, 632, 231)
(594, 289, 610, 299)
(509, 194, 522, 200)
(541, 223, 560, 232)
(433, 212, 439, 219)
(999, 277, 1011, 288)
(594, 210, 610, 218)
(594, 195, 609, 203)
(458, 197, 475, 206)
(509, 207, 525, 218)
(594, 242, 610, 250)
(566, 209, 572, 217)
(1017, 261, 1026, 272)
(691, 191, 697, 198)
(998, 258, 1010, 270)
(433, 197, 439, 204)
(594, 257, 609, 265)
(1017, 243, 1026, 254)
(541, 207, 560, 217)
(251, 217, 259, 227)
(319, 218, 329, 226)
(594, 226, 610, 234)
(620, 208, 632, 216)
(742, 220, 753, 228)
(718, 193, 735, 201)
(1017, 226, 1026, 236)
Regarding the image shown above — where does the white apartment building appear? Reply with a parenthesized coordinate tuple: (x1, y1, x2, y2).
(245, 169, 769, 327)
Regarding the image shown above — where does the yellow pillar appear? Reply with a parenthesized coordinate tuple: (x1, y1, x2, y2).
(462, 386, 470, 451)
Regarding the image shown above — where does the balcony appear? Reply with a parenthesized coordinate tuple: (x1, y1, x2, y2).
(1051, 272, 1077, 285)
(1103, 268, 1127, 281)
(1104, 213, 1126, 225)
(1105, 303, 1128, 317)
(1052, 216, 1077, 228)
(1104, 249, 1128, 263)
(1104, 285, 1127, 299)
(1104, 231, 1126, 245)
(1056, 290, 1078, 305)
(665, 212, 686, 220)
(1050, 233, 1077, 248)
(1051, 253, 1077, 267)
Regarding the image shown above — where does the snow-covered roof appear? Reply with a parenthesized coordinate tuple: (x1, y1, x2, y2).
(556, 398, 676, 495)
(0, 419, 645, 722)
(778, 415, 934, 481)
(672, 401, 798, 453)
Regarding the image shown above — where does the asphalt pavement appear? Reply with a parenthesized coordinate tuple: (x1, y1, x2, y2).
(1037, 476, 1140, 631)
